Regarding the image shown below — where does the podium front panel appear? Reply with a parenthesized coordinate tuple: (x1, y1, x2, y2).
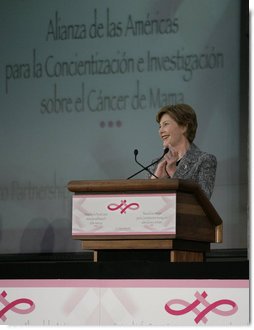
(72, 192, 176, 238)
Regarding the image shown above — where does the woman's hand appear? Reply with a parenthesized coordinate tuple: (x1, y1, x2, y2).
(152, 159, 168, 178)
(152, 147, 179, 179)
(164, 147, 179, 177)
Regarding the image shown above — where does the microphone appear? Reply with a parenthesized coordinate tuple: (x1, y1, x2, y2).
(133, 149, 158, 179)
(127, 147, 169, 180)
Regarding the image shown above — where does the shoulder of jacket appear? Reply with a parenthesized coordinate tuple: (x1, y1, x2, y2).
(189, 144, 217, 163)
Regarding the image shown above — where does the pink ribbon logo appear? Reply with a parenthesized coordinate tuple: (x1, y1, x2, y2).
(0, 290, 35, 322)
(107, 199, 139, 214)
(165, 290, 238, 324)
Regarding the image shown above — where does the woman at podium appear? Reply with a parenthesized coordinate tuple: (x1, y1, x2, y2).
(151, 103, 217, 199)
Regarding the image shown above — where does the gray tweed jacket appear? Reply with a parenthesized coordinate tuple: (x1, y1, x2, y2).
(152, 143, 217, 199)
(172, 143, 217, 199)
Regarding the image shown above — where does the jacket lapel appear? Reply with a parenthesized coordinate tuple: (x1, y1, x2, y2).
(174, 144, 199, 178)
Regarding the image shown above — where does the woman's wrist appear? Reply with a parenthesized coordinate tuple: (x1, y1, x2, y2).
(165, 168, 171, 178)
(165, 164, 176, 178)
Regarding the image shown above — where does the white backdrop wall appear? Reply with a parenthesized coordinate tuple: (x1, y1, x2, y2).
(0, 0, 248, 253)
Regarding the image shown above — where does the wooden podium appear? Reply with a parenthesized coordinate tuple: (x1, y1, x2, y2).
(68, 179, 222, 262)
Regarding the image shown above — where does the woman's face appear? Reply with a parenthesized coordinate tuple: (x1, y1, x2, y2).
(159, 113, 187, 148)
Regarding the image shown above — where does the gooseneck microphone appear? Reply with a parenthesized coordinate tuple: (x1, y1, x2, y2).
(127, 147, 169, 180)
(134, 149, 158, 179)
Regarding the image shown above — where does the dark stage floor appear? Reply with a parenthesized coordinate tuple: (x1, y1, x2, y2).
(0, 249, 249, 280)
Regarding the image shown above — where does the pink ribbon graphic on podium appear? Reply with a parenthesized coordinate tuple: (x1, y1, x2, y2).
(165, 290, 238, 324)
(0, 290, 35, 322)
(107, 199, 139, 214)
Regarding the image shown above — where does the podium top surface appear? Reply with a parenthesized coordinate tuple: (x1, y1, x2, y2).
(68, 178, 197, 193)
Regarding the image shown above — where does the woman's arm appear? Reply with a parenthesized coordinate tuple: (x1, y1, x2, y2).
(196, 154, 217, 199)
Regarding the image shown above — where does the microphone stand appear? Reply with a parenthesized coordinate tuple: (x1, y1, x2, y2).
(134, 150, 158, 179)
(127, 148, 169, 180)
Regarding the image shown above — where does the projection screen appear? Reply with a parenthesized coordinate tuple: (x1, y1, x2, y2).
(0, 0, 248, 254)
